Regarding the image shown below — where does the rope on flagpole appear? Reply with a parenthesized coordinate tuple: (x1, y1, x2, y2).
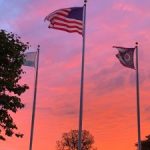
(78, 1, 87, 150)
(135, 42, 142, 150)
(29, 45, 40, 150)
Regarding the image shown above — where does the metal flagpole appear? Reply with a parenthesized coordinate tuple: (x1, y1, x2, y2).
(78, 1, 87, 150)
(135, 42, 141, 150)
(29, 46, 40, 150)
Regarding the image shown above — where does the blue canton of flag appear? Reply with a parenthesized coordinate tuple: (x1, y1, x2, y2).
(44, 7, 83, 35)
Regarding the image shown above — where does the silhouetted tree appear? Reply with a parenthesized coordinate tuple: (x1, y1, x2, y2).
(56, 130, 97, 150)
(135, 135, 150, 150)
(0, 30, 29, 140)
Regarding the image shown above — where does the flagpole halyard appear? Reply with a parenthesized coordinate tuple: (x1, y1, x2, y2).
(113, 43, 141, 149)
(44, 4, 86, 150)
(78, 2, 87, 150)
(29, 45, 40, 150)
(135, 42, 142, 150)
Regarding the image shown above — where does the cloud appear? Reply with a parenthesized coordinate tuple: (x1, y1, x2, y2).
(1, 0, 150, 150)
(37, 104, 78, 117)
(113, 2, 137, 13)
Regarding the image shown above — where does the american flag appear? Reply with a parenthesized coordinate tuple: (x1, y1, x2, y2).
(44, 7, 83, 35)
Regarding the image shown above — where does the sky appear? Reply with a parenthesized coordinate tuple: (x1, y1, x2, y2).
(0, 0, 150, 150)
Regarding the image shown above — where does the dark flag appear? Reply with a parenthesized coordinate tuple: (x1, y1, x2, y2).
(113, 46, 135, 69)
(44, 7, 83, 35)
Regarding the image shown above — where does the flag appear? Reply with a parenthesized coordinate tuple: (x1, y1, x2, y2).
(23, 52, 37, 67)
(44, 7, 83, 35)
(113, 46, 135, 69)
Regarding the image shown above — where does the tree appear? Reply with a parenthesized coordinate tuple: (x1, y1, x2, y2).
(56, 130, 97, 150)
(0, 29, 29, 140)
(135, 135, 150, 150)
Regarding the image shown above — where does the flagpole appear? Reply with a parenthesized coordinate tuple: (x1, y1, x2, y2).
(78, 1, 87, 150)
(135, 42, 141, 150)
(29, 46, 40, 150)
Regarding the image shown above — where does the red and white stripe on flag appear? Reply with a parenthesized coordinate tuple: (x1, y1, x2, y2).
(44, 7, 83, 35)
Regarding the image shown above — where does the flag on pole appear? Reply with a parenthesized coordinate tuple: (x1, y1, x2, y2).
(44, 7, 83, 35)
(113, 46, 135, 69)
(23, 52, 37, 67)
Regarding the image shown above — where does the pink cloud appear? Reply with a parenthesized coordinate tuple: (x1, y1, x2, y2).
(1, 0, 150, 150)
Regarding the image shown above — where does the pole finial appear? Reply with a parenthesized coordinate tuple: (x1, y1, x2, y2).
(135, 42, 138, 45)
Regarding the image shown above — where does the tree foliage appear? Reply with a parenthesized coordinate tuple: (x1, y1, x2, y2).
(136, 135, 150, 150)
(0, 29, 29, 140)
(56, 130, 97, 150)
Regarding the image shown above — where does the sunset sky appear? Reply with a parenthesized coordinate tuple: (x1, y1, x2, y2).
(0, 0, 150, 150)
